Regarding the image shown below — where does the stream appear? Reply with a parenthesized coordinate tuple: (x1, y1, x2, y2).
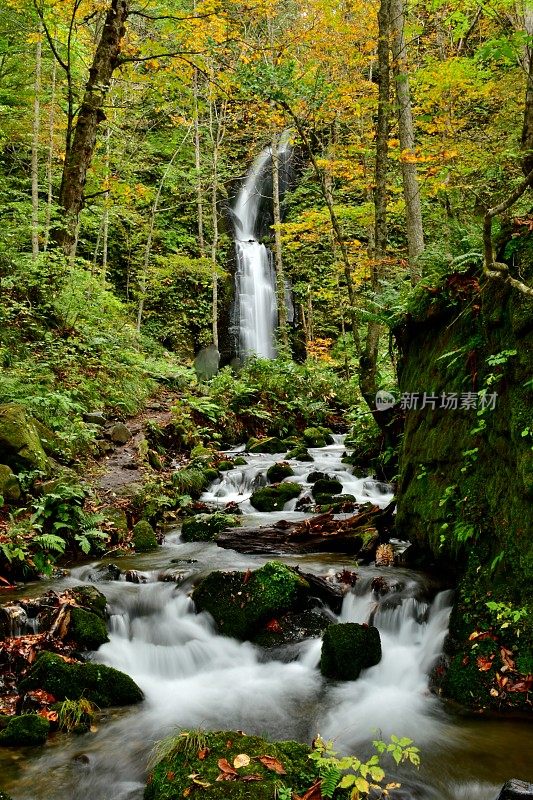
(1, 438, 532, 799)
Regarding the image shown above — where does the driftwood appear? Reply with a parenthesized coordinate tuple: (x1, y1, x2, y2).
(216, 502, 395, 557)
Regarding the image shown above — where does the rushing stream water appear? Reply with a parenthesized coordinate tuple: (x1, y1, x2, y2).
(1, 438, 532, 799)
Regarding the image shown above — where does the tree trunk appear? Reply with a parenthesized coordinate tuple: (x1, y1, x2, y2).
(44, 58, 57, 251)
(56, 0, 129, 254)
(391, 0, 424, 282)
(271, 132, 289, 350)
(31, 29, 42, 261)
(521, 41, 533, 176)
(211, 148, 219, 350)
(194, 67, 205, 257)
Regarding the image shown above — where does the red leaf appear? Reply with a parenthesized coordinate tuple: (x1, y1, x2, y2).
(217, 758, 238, 776)
(258, 756, 286, 774)
(265, 618, 283, 633)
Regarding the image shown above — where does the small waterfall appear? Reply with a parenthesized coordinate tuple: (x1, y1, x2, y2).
(231, 137, 291, 359)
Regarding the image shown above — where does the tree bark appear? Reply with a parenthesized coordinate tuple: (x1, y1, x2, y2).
(31, 29, 42, 261)
(521, 41, 533, 176)
(44, 58, 57, 251)
(56, 0, 129, 254)
(271, 132, 289, 350)
(391, 0, 424, 282)
(194, 67, 205, 257)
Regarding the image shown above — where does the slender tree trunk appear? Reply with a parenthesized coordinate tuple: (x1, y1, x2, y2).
(360, 0, 391, 424)
(56, 0, 129, 254)
(44, 58, 57, 251)
(271, 133, 289, 349)
(391, 0, 424, 282)
(194, 68, 205, 257)
(211, 144, 219, 349)
(521, 42, 533, 175)
(31, 29, 42, 260)
(102, 123, 111, 284)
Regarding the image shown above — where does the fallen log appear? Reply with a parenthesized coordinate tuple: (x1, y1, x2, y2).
(216, 501, 395, 557)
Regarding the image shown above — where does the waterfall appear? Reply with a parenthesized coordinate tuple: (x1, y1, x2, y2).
(231, 137, 291, 359)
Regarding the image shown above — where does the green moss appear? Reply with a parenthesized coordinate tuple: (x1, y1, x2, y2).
(69, 586, 107, 619)
(202, 467, 220, 483)
(0, 404, 49, 472)
(0, 714, 50, 746)
(133, 520, 158, 552)
(320, 623, 382, 681)
(68, 607, 109, 651)
(192, 562, 310, 640)
(233, 457, 247, 466)
(266, 462, 294, 483)
(19, 652, 144, 707)
(217, 460, 235, 472)
(0, 464, 21, 503)
(286, 446, 313, 462)
(181, 512, 239, 542)
(303, 427, 334, 447)
(311, 479, 342, 498)
(250, 482, 301, 512)
(245, 437, 286, 454)
(315, 493, 356, 511)
(144, 729, 317, 800)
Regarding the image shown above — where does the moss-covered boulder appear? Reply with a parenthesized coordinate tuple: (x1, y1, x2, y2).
(19, 652, 144, 707)
(266, 462, 294, 483)
(144, 729, 317, 800)
(315, 494, 357, 511)
(245, 437, 286, 454)
(250, 482, 301, 512)
(303, 427, 334, 448)
(217, 460, 235, 471)
(233, 456, 247, 466)
(311, 478, 343, 498)
(0, 464, 21, 503)
(69, 585, 107, 619)
(0, 714, 50, 746)
(132, 520, 158, 552)
(102, 506, 129, 543)
(286, 445, 313, 462)
(68, 608, 109, 651)
(320, 623, 382, 681)
(192, 561, 310, 640)
(181, 512, 239, 542)
(0, 404, 49, 472)
(251, 608, 333, 648)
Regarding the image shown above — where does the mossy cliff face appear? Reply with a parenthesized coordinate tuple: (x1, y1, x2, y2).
(394, 235, 533, 711)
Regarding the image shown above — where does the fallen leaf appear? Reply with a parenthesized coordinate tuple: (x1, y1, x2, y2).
(218, 758, 238, 776)
(38, 709, 58, 722)
(265, 618, 283, 633)
(258, 755, 286, 774)
(299, 780, 323, 799)
(241, 773, 263, 782)
(508, 677, 533, 693)
(198, 747, 210, 760)
(233, 754, 251, 768)
(476, 655, 493, 672)
(182, 788, 191, 797)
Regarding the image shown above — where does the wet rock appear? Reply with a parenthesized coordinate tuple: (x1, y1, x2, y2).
(192, 561, 310, 640)
(286, 445, 313, 462)
(307, 471, 330, 483)
(0, 404, 49, 472)
(245, 436, 286, 454)
(0, 465, 21, 503)
(69, 586, 108, 619)
(266, 462, 294, 483)
(109, 423, 132, 444)
(145, 729, 317, 800)
(106, 563, 122, 580)
(320, 622, 382, 680)
(252, 607, 334, 648)
(303, 426, 334, 447)
(250, 482, 301, 512)
(181, 512, 239, 542)
(68, 607, 109, 650)
(132, 520, 158, 552)
(233, 456, 247, 466)
(19, 651, 144, 707)
(0, 714, 50, 746)
(295, 494, 313, 510)
(311, 478, 342, 498)
(497, 780, 533, 800)
(315, 493, 357, 512)
(83, 412, 106, 426)
(217, 460, 234, 472)
(0, 605, 28, 638)
(125, 570, 148, 584)
(194, 345, 220, 380)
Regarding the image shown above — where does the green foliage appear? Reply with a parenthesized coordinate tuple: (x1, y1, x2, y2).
(55, 698, 97, 733)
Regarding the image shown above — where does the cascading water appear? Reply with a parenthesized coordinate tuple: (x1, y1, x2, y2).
(231, 137, 291, 359)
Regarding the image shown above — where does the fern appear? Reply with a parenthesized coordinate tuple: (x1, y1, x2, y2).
(33, 533, 66, 553)
(320, 767, 341, 798)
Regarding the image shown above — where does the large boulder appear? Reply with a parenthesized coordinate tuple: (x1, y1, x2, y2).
(286, 445, 313, 462)
(0, 404, 48, 472)
(19, 652, 143, 707)
(303, 426, 334, 448)
(266, 462, 294, 483)
(68, 608, 109, 651)
(181, 512, 239, 542)
(311, 478, 343, 498)
(132, 520, 158, 552)
(109, 423, 132, 445)
(246, 437, 286, 454)
(0, 714, 50, 746)
(250, 482, 301, 511)
(0, 465, 21, 502)
(144, 729, 317, 800)
(192, 561, 310, 640)
(497, 780, 533, 800)
(320, 622, 382, 681)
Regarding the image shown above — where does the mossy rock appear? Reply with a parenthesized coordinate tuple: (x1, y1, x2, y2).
(303, 427, 334, 448)
(217, 460, 235, 472)
(266, 462, 294, 483)
(286, 446, 313, 462)
(233, 456, 247, 466)
(245, 437, 286, 454)
(102, 506, 129, 543)
(192, 561, 310, 640)
(250, 482, 301, 512)
(202, 467, 220, 483)
(251, 608, 333, 648)
(68, 607, 109, 651)
(181, 512, 239, 542)
(190, 444, 216, 462)
(311, 479, 343, 498)
(69, 586, 107, 619)
(144, 729, 317, 800)
(19, 652, 144, 707)
(0, 404, 49, 473)
(0, 464, 21, 503)
(0, 714, 50, 746)
(320, 622, 382, 681)
(132, 520, 158, 552)
(315, 494, 356, 511)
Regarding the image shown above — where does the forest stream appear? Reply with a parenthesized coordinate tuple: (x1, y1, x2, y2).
(0, 438, 531, 800)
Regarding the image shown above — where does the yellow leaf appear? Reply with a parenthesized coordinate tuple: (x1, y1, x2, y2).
(233, 754, 251, 768)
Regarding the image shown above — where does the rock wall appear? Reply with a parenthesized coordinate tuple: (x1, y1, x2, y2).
(394, 230, 533, 710)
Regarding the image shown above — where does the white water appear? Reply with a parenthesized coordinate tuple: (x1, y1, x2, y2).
(232, 140, 290, 359)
